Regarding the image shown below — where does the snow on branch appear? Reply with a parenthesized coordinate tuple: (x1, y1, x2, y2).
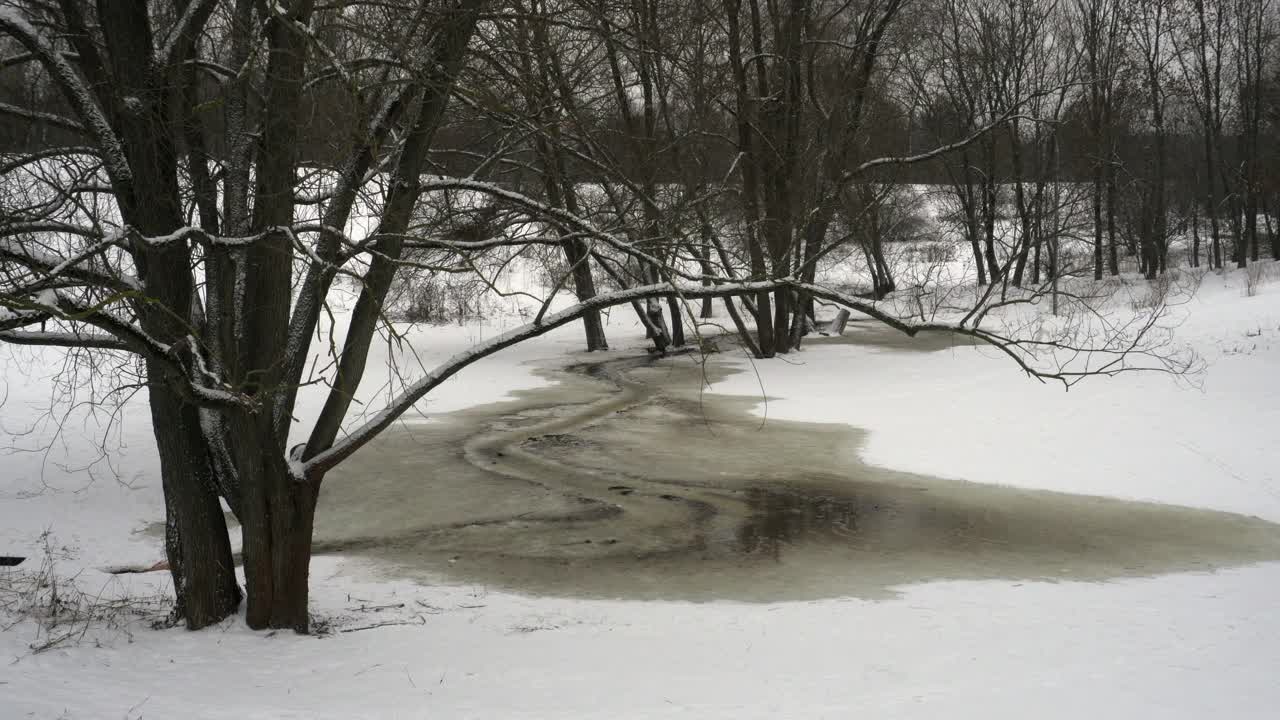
(125, 226, 285, 248)
(301, 276, 1191, 478)
(0, 288, 254, 407)
(0, 237, 140, 295)
(0, 102, 85, 134)
(299, 280, 787, 477)
(156, 0, 219, 70)
(3, 289, 159, 354)
(265, 1, 355, 92)
(413, 177, 714, 283)
(844, 81, 1083, 181)
(0, 147, 102, 176)
(0, 328, 130, 350)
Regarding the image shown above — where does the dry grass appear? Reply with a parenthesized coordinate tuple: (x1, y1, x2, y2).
(1, 532, 172, 654)
(1245, 261, 1275, 297)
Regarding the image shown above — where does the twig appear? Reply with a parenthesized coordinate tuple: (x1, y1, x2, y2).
(339, 617, 426, 633)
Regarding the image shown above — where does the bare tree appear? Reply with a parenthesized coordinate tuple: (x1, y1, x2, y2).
(1232, 0, 1273, 264)
(0, 0, 1194, 635)
(1129, 0, 1174, 278)
(1074, 0, 1124, 278)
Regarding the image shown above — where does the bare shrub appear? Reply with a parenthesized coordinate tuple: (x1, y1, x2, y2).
(0, 532, 171, 654)
(903, 240, 956, 264)
(1244, 261, 1273, 297)
(392, 274, 486, 325)
(1131, 272, 1173, 311)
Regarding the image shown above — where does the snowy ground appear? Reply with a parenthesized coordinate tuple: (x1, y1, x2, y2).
(3, 264, 1280, 719)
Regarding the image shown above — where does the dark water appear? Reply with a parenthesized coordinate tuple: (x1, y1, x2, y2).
(315, 327, 1280, 600)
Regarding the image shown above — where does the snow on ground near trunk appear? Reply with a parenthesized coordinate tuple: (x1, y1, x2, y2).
(4, 266, 1280, 719)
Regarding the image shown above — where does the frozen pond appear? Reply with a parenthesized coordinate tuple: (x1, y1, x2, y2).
(316, 329, 1280, 600)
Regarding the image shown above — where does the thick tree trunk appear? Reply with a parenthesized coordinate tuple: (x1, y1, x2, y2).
(225, 0, 320, 633)
(90, 1, 241, 631)
(667, 295, 685, 347)
(150, 383, 240, 630)
(645, 297, 671, 353)
(230, 409, 317, 631)
(563, 237, 608, 350)
(754, 288, 776, 357)
(693, 220, 716, 319)
(771, 286, 792, 354)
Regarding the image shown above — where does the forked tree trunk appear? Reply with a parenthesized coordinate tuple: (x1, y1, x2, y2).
(87, 0, 242, 630)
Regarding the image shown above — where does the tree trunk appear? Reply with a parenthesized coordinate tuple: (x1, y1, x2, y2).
(1266, 195, 1279, 260)
(1248, 192, 1259, 262)
(563, 236, 608, 350)
(981, 137, 1001, 282)
(1106, 153, 1119, 275)
(693, 219, 716, 319)
(90, 0, 241, 631)
(1232, 193, 1247, 268)
(1092, 159, 1104, 279)
(151, 384, 241, 630)
(961, 155, 987, 286)
(521, 13, 608, 352)
(667, 295, 685, 347)
(1191, 201, 1201, 267)
(231, 410, 317, 631)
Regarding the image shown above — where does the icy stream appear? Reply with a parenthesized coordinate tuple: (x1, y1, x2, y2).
(314, 332, 1280, 601)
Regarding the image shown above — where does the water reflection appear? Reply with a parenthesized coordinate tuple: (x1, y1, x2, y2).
(738, 488, 860, 559)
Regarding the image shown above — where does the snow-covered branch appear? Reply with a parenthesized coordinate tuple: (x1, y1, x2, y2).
(127, 226, 282, 249)
(301, 275, 1189, 477)
(0, 101, 85, 133)
(157, 0, 219, 70)
(414, 177, 702, 281)
(300, 279, 896, 476)
(0, 147, 101, 175)
(0, 236, 141, 295)
(0, 9, 132, 188)
(0, 327, 130, 350)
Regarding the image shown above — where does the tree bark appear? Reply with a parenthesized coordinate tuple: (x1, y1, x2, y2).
(150, 386, 241, 629)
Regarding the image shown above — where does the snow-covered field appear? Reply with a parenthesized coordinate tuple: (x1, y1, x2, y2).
(3, 264, 1280, 719)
